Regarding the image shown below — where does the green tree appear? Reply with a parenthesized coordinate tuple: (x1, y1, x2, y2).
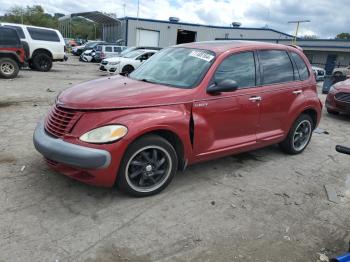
(335, 33, 350, 39)
(0, 5, 102, 40)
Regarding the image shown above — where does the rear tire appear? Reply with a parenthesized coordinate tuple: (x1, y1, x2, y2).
(32, 53, 52, 72)
(117, 135, 178, 197)
(0, 58, 19, 79)
(279, 114, 313, 155)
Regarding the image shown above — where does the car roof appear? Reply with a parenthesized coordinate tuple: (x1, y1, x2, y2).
(0, 22, 58, 32)
(178, 40, 292, 54)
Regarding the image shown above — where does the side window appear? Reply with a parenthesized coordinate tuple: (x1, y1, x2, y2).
(259, 50, 294, 85)
(105, 46, 113, 52)
(291, 52, 310, 81)
(114, 47, 121, 52)
(214, 52, 256, 88)
(0, 28, 20, 45)
(27, 27, 60, 42)
(4, 25, 25, 39)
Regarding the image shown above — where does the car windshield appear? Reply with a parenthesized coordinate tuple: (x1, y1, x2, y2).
(120, 47, 136, 56)
(129, 47, 216, 88)
(123, 50, 145, 58)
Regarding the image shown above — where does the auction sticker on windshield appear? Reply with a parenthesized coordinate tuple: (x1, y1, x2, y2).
(189, 50, 214, 62)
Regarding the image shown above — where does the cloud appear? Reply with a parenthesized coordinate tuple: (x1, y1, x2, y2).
(0, 0, 349, 38)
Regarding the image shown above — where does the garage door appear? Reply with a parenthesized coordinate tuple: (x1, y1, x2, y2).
(136, 29, 159, 47)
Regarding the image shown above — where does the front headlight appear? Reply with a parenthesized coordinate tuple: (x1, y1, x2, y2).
(109, 61, 120, 65)
(80, 125, 128, 144)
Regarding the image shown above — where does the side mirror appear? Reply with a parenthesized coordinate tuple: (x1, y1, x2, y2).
(207, 79, 239, 94)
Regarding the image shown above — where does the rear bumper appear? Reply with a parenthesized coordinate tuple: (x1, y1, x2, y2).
(33, 120, 111, 169)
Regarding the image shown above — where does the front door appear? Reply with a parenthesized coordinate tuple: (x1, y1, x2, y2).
(193, 51, 260, 159)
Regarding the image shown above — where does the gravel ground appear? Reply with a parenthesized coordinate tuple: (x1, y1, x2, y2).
(0, 56, 349, 262)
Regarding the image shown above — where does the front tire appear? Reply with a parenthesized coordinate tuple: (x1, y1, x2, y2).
(279, 114, 313, 155)
(32, 53, 52, 72)
(0, 58, 19, 79)
(121, 65, 134, 75)
(117, 135, 178, 197)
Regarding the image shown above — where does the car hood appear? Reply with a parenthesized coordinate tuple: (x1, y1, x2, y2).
(334, 79, 350, 92)
(58, 75, 194, 110)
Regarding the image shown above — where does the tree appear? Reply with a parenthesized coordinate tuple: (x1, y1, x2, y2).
(336, 33, 350, 40)
(0, 5, 102, 40)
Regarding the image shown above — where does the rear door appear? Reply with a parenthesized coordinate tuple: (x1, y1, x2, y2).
(256, 49, 306, 143)
(193, 51, 260, 159)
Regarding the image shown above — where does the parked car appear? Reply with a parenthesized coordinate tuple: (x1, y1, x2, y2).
(0, 26, 27, 78)
(326, 79, 350, 114)
(71, 44, 85, 56)
(117, 46, 162, 57)
(33, 41, 322, 196)
(0, 22, 66, 72)
(333, 65, 350, 77)
(99, 49, 157, 74)
(312, 66, 325, 81)
(94, 44, 126, 62)
(80, 49, 97, 62)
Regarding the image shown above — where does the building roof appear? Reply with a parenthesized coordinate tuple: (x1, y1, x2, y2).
(120, 16, 294, 38)
(58, 11, 121, 24)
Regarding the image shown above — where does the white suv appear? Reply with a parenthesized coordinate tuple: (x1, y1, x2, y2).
(0, 22, 66, 71)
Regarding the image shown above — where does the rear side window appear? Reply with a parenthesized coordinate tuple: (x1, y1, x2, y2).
(290, 52, 310, 81)
(214, 52, 256, 88)
(27, 27, 60, 42)
(0, 28, 20, 45)
(4, 25, 25, 39)
(114, 46, 121, 52)
(259, 50, 294, 85)
(105, 46, 113, 52)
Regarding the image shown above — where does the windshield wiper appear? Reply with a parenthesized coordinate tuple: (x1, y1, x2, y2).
(139, 78, 156, 83)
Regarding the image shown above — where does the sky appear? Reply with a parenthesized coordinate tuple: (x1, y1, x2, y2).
(0, 0, 348, 38)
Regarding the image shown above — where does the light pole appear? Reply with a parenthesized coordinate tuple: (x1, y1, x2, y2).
(288, 20, 311, 45)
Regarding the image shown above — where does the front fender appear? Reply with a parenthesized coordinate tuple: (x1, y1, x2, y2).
(69, 103, 193, 178)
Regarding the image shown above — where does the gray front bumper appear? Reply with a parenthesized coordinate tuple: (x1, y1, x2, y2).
(33, 121, 111, 169)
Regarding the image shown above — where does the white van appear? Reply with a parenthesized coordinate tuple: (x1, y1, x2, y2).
(0, 22, 66, 71)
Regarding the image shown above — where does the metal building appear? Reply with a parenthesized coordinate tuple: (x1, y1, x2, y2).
(58, 11, 350, 73)
(110, 16, 294, 47)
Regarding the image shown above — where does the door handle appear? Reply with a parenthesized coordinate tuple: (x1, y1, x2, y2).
(293, 90, 303, 95)
(249, 96, 262, 102)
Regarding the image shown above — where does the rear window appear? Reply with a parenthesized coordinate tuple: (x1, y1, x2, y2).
(96, 45, 102, 51)
(105, 46, 113, 52)
(290, 52, 310, 81)
(259, 50, 294, 85)
(3, 25, 25, 39)
(27, 27, 60, 42)
(0, 28, 20, 45)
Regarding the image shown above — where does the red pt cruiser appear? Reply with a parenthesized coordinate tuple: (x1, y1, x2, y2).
(34, 41, 322, 196)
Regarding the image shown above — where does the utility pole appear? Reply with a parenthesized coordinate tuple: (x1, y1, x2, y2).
(288, 20, 310, 45)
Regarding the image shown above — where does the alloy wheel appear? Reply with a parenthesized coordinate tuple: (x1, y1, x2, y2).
(1, 62, 15, 75)
(125, 145, 172, 193)
(292, 120, 312, 152)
